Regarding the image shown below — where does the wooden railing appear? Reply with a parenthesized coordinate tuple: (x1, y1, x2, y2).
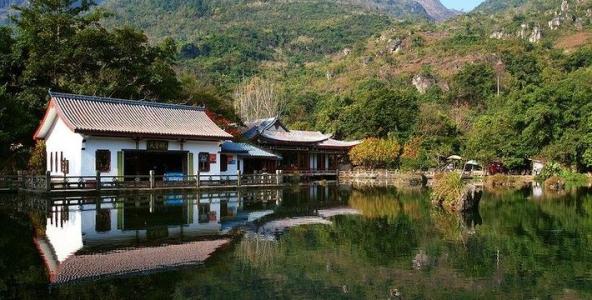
(0, 170, 284, 193)
(280, 169, 338, 176)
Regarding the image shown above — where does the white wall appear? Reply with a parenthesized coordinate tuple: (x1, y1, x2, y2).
(185, 140, 222, 176)
(83, 137, 136, 177)
(45, 117, 83, 176)
(80, 138, 223, 177)
(220, 153, 241, 176)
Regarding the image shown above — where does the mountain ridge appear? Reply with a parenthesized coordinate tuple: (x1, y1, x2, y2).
(415, 0, 461, 21)
(1, 0, 460, 23)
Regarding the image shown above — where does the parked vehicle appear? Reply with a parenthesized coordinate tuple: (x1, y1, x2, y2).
(487, 162, 508, 175)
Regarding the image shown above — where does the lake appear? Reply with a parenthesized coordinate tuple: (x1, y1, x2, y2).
(1, 183, 592, 299)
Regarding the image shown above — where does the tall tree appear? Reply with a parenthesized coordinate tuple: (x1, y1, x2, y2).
(0, 0, 182, 172)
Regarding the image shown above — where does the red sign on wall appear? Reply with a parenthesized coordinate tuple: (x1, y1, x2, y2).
(209, 154, 217, 163)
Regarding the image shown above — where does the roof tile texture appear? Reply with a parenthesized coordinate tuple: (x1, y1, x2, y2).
(52, 92, 232, 139)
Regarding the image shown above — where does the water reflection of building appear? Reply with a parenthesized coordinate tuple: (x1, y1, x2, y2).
(35, 190, 281, 284)
(33, 186, 355, 284)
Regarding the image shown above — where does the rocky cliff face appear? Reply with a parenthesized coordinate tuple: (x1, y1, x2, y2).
(415, 0, 461, 21)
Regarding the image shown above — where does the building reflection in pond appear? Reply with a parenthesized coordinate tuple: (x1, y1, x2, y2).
(37, 189, 282, 283)
(34, 185, 356, 284)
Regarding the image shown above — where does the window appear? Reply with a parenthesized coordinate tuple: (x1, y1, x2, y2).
(50, 152, 53, 172)
(54, 152, 58, 172)
(220, 154, 230, 172)
(96, 150, 111, 172)
(198, 152, 210, 172)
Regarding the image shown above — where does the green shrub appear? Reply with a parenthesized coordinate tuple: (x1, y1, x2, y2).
(535, 162, 562, 182)
(537, 162, 588, 189)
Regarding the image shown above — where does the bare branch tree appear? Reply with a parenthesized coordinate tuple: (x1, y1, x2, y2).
(234, 77, 286, 122)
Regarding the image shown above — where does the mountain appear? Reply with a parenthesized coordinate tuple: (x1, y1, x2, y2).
(474, 0, 529, 14)
(1, 0, 460, 24)
(416, 0, 461, 21)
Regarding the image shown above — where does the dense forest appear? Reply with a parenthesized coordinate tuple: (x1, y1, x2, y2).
(1, 0, 592, 173)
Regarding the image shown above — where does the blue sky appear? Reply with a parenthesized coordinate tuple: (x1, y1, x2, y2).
(440, 0, 485, 12)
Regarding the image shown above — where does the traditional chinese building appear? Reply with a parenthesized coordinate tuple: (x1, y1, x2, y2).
(33, 92, 244, 178)
(242, 117, 360, 172)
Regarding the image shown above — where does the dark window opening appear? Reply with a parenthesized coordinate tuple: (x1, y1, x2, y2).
(199, 152, 210, 172)
(96, 150, 111, 172)
(220, 154, 230, 172)
(50, 152, 53, 172)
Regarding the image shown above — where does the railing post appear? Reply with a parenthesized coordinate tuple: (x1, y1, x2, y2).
(17, 170, 23, 189)
(276, 170, 281, 185)
(149, 170, 155, 189)
(96, 171, 101, 191)
(237, 170, 241, 187)
(196, 169, 200, 188)
(45, 171, 51, 192)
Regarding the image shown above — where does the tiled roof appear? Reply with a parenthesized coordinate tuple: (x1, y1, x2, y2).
(318, 138, 361, 148)
(221, 142, 281, 159)
(241, 116, 359, 148)
(242, 117, 279, 139)
(35, 92, 233, 140)
(260, 130, 331, 143)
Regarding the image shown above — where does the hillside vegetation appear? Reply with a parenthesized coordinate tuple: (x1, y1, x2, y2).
(2, 0, 592, 174)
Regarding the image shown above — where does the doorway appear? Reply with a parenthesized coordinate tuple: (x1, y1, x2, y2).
(123, 150, 187, 177)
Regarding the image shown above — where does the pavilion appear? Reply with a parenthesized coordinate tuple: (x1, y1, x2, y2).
(242, 117, 360, 173)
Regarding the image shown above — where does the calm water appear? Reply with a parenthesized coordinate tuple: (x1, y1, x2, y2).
(2, 183, 592, 299)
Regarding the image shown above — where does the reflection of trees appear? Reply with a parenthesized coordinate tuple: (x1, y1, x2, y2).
(0, 209, 47, 298)
(349, 188, 428, 221)
(36, 188, 592, 299)
(349, 190, 402, 220)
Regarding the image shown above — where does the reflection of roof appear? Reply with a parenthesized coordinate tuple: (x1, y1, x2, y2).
(260, 130, 331, 143)
(35, 237, 230, 284)
(221, 142, 281, 160)
(34, 92, 233, 140)
(317, 208, 360, 218)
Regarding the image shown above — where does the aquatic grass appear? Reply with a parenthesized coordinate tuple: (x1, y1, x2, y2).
(235, 233, 281, 270)
(485, 174, 519, 188)
(431, 172, 465, 212)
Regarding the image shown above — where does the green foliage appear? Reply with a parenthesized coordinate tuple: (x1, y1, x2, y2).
(334, 80, 419, 140)
(536, 162, 563, 181)
(450, 62, 496, 106)
(475, 0, 529, 14)
(563, 47, 592, 72)
(102, 0, 397, 87)
(536, 162, 588, 188)
(27, 140, 45, 173)
(0, 0, 200, 172)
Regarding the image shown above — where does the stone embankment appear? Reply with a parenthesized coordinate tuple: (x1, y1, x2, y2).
(339, 170, 426, 187)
